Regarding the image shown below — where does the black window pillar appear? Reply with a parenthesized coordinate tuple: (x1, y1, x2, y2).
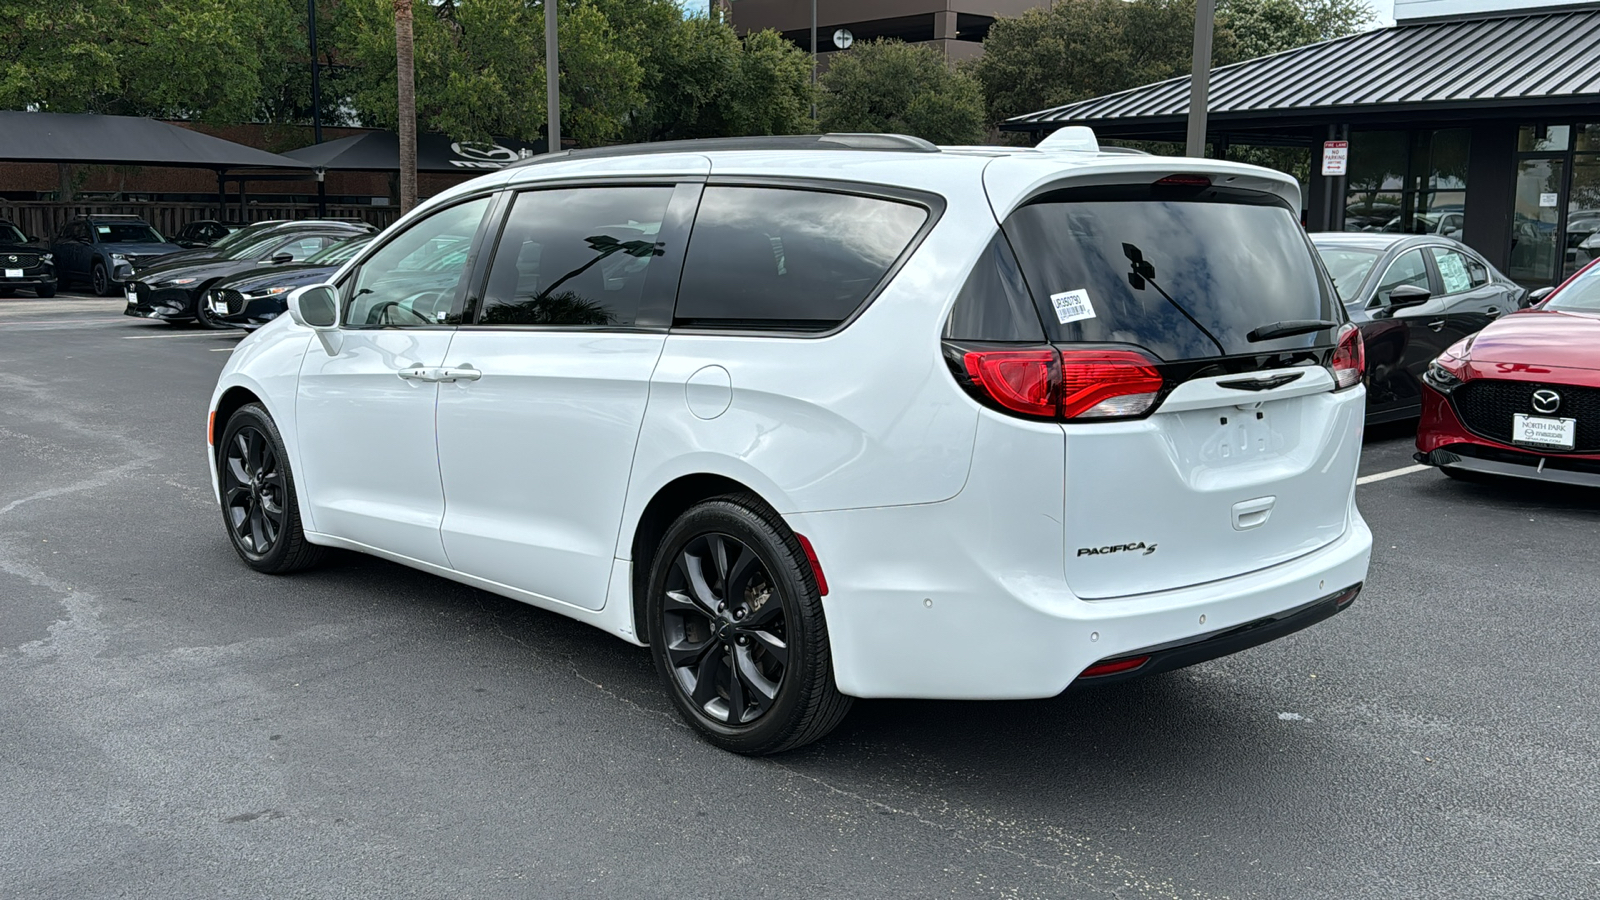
(1463, 123, 1516, 273)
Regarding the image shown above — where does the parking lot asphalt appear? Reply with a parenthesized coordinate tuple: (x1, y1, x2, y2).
(2, 292, 1597, 900)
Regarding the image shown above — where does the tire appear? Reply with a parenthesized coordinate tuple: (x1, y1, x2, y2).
(195, 291, 232, 329)
(217, 404, 325, 574)
(0, 287, 13, 298)
(91, 262, 111, 296)
(33, 285, 55, 298)
(647, 493, 851, 755)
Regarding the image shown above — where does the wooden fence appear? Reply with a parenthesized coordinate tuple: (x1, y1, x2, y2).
(0, 201, 399, 242)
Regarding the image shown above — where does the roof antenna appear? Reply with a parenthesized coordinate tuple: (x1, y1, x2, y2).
(1036, 126, 1100, 153)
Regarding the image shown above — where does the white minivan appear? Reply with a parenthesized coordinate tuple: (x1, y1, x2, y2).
(208, 133, 1371, 754)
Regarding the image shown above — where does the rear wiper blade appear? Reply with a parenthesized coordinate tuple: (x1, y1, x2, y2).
(1247, 319, 1340, 342)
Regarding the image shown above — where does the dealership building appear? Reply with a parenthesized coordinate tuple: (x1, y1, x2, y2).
(1004, 0, 1600, 288)
(729, 0, 1041, 65)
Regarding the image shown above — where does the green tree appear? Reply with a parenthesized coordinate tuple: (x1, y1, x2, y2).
(818, 40, 986, 145)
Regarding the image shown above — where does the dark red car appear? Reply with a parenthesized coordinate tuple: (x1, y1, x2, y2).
(1416, 259, 1600, 487)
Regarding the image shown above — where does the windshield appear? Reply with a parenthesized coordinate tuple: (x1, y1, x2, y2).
(1548, 264, 1600, 312)
(1315, 247, 1382, 302)
(95, 222, 164, 244)
(222, 233, 300, 261)
(1003, 192, 1337, 359)
(306, 235, 372, 265)
(210, 221, 280, 251)
(1, 223, 25, 244)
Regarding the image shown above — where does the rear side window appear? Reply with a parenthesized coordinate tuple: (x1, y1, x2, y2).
(675, 186, 928, 331)
(479, 186, 672, 328)
(1003, 193, 1337, 360)
(944, 233, 1046, 342)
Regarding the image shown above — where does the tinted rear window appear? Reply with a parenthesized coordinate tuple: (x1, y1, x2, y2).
(1003, 195, 1336, 360)
(675, 186, 928, 331)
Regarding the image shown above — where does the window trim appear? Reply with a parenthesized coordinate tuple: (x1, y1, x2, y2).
(666, 175, 947, 340)
(335, 189, 502, 331)
(460, 178, 699, 333)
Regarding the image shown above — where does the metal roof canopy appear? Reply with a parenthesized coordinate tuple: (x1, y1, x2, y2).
(280, 131, 547, 173)
(0, 111, 309, 169)
(1005, 7, 1600, 141)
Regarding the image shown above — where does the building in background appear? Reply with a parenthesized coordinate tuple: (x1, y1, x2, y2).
(729, 0, 1044, 67)
(1004, 0, 1600, 288)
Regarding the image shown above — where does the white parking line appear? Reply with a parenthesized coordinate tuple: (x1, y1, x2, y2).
(1357, 464, 1430, 485)
(122, 332, 240, 340)
(209, 347, 235, 352)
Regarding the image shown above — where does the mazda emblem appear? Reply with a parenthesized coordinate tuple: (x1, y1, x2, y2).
(1531, 389, 1562, 415)
(5, 255, 14, 263)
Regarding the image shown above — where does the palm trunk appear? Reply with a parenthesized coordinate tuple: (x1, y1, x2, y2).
(394, 0, 418, 213)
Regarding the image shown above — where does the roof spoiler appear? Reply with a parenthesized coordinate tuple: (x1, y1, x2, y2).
(1035, 126, 1100, 153)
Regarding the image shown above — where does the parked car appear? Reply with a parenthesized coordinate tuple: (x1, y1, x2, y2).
(0, 219, 55, 297)
(126, 222, 373, 326)
(208, 134, 1371, 754)
(50, 215, 183, 296)
(205, 234, 374, 329)
(150, 218, 375, 270)
(1312, 233, 1525, 423)
(172, 219, 245, 248)
(1417, 257, 1600, 486)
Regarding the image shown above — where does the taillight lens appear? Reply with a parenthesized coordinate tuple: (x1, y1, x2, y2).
(1331, 324, 1364, 390)
(1058, 349, 1164, 418)
(961, 347, 1164, 421)
(963, 349, 1059, 419)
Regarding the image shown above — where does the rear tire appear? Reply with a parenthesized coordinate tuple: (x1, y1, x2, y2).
(91, 262, 111, 296)
(647, 494, 851, 755)
(217, 404, 325, 574)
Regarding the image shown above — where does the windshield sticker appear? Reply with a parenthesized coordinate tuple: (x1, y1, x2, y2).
(96, 226, 111, 234)
(1051, 289, 1096, 324)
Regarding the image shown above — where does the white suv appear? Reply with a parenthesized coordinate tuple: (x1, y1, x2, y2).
(208, 133, 1371, 754)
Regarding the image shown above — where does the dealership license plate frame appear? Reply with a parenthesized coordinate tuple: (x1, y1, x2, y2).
(1512, 413, 1576, 451)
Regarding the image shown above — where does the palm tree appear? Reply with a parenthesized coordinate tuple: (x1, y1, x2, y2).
(394, 0, 418, 213)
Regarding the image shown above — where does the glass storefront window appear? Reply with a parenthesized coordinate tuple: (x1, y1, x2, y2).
(1343, 129, 1469, 237)
(1508, 158, 1563, 285)
(1518, 125, 1571, 152)
(1576, 124, 1600, 153)
(1565, 154, 1600, 279)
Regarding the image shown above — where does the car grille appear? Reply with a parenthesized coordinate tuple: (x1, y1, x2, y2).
(1452, 379, 1600, 452)
(214, 288, 245, 315)
(2, 252, 41, 269)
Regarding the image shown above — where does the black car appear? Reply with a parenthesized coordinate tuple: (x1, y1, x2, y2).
(148, 218, 375, 270)
(124, 223, 373, 327)
(1312, 233, 1528, 423)
(205, 234, 374, 329)
(172, 220, 244, 248)
(0, 220, 55, 298)
(50, 215, 183, 296)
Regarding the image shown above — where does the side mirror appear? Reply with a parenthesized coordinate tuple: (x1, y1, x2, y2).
(1526, 286, 1555, 307)
(270, 251, 294, 264)
(1386, 284, 1432, 310)
(288, 284, 342, 355)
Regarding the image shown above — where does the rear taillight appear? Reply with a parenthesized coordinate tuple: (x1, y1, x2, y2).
(961, 347, 1164, 421)
(1331, 324, 1364, 390)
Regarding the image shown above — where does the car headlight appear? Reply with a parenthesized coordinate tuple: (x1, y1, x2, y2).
(41, 253, 52, 263)
(164, 277, 198, 286)
(1423, 358, 1464, 394)
(242, 286, 290, 299)
(110, 253, 128, 262)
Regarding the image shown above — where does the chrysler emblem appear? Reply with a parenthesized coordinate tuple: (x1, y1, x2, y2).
(1531, 389, 1562, 415)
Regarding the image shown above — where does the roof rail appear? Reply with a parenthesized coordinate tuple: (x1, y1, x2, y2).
(1096, 145, 1151, 156)
(509, 133, 939, 169)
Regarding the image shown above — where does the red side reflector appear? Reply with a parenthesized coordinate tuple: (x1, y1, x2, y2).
(963, 348, 1059, 419)
(1079, 655, 1151, 679)
(1155, 174, 1212, 187)
(794, 533, 829, 597)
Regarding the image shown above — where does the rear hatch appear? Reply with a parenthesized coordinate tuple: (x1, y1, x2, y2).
(949, 175, 1362, 599)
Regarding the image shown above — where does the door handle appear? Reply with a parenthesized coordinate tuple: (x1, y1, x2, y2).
(1427, 320, 1446, 332)
(397, 366, 442, 383)
(1485, 307, 1502, 318)
(436, 364, 481, 383)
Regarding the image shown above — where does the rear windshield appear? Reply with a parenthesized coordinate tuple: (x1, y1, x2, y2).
(1003, 192, 1337, 360)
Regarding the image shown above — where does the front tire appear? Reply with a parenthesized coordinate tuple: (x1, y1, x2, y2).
(195, 291, 232, 329)
(91, 262, 111, 296)
(34, 284, 56, 298)
(647, 494, 851, 755)
(218, 404, 325, 574)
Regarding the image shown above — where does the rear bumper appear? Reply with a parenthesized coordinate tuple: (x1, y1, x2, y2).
(1416, 384, 1600, 487)
(797, 503, 1372, 700)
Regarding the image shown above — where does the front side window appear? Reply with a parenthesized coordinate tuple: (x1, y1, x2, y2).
(345, 196, 490, 327)
(675, 186, 928, 331)
(1374, 249, 1430, 304)
(307, 235, 372, 266)
(478, 187, 672, 327)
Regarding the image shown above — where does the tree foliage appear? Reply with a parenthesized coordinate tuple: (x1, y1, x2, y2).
(818, 40, 986, 145)
(968, 0, 1374, 127)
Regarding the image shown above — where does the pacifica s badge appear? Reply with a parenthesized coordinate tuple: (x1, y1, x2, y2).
(1077, 542, 1158, 557)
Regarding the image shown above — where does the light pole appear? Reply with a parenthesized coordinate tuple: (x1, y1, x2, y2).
(546, 0, 560, 153)
(1185, 0, 1215, 158)
(810, 0, 817, 118)
(308, 0, 322, 145)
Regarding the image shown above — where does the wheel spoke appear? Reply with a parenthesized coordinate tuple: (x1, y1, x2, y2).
(689, 648, 725, 708)
(742, 627, 788, 667)
(666, 636, 715, 669)
(733, 644, 780, 713)
(245, 430, 263, 475)
(249, 501, 270, 551)
(745, 596, 784, 626)
(708, 534, 731, 585)
(725, 545, 760, 599)
(679, 549, 722, 613)
(226, 455, 251, 486)
(663, 588, 710, 620)
(725, 654, 747, 723)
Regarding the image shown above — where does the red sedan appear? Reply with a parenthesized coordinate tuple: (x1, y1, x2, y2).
(1416, 259, 1600, 486)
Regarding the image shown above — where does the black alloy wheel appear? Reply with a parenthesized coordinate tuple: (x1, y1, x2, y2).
(648, 495, 851, 754)
(91, 262, 110, 297)
(218, 404, 324, 574)
(195, 290, 232, 329)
